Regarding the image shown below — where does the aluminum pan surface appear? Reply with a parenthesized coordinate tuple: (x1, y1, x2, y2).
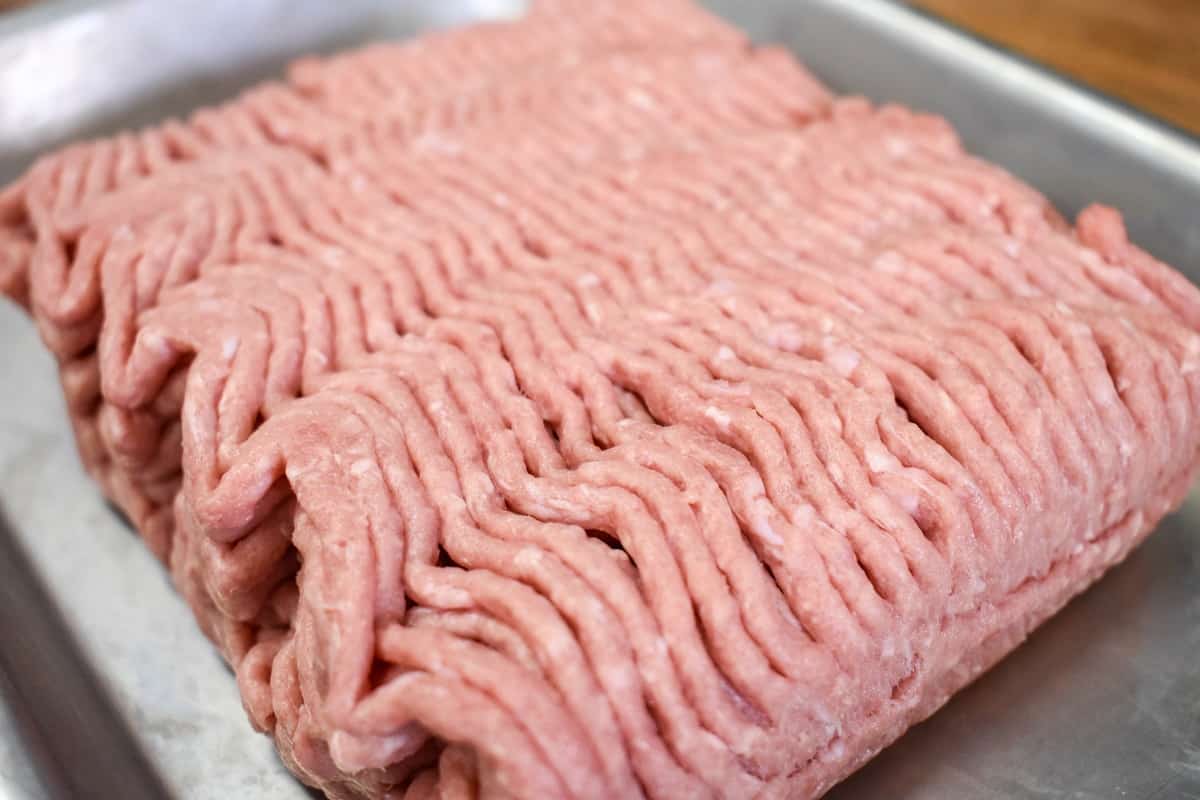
(1, 1, 1198, 798)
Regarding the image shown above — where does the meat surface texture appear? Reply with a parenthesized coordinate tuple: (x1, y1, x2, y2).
(3, 1, 1200, 798)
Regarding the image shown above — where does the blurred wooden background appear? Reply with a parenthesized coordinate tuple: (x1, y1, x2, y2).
(910, 0, 1200, 134)
(0, 0, 1197, 134)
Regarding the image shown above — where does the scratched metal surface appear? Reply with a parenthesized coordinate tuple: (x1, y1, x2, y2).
(0, 0, 1198, 798)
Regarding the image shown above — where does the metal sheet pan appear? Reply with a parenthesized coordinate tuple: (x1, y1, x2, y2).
(1, 1, 1198, 798)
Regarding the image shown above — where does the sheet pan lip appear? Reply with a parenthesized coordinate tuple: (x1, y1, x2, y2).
(823, 0, 1200, 180)
(0, 0, 95, 40)
(895, 0, 1200, 149)
(0, 502, 175, 800)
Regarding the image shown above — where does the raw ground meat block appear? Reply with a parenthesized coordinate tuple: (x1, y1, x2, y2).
(3, 0, 1200, 798)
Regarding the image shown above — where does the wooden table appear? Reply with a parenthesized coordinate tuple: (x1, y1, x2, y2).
(910, 0, 1200, 135)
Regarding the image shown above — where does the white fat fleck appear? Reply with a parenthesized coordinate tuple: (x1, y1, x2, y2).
(540, 495, 583, 517)
(349, 174, 368, 193)
(708, 379, 751, 397)
(183, 195, 207, 217)
(842, 299, 865, 314)
(813, 704, 840, 739)
(413, 133, 462, 155)
(1071, 542, 1085, 557)
(885, 137, 911, 158)
(286, 462, 312, 482)
(966, 574, 986, 597)
(246, 467, 276, 503)
(825, 346, 861, 378)
(577, 272, 601, 289)
(1054, 300, 1074, 316)
(716, 346, 735, 362)
(322, 246, 347, 266)
(220, 335, 239, 362)
(767, 324, 803, 351)
(311, 351, 329, 367)
(349, 459, 374, 477)
(828, 414, 843, 434)
(643, 310, 674, 324)
(753, 502, 783, 546)
(584, 303, 602, 323)
(820, 316, 835, 334)
(898, 492, 920, 516)
(514, 547, 544, 570)
(708, 193, 731, 212)
(706, 279, 737, 297)
(605, 666, 636, 693)
(1003, 240, 1022, 259)
(587, 597, 608, 621)
(1116, 377, 1132, 393)
(546, 636, 574, 662)
(821, 739, 847, 764)
(778, 146, 801, 170)
(428, 400, 446, 415)
(329, 730, 410, 773)
(272, 122, 291, 138)
(828, 463, 844, 484)
(872, 252, 905, 275)
(143, 330, 173, 357)
(704, 405, 732, 432)
(864, 442, 901, 473)
(792, 503, 816, 527)
(736, 726, 767, 756)
(655, 637, 669, 657)
(626, 88, 656, 109)
(1182, 335, 1200, 375)
(492, 192, 510, 208)
(1091, 379, 1117, 409)
(112, 223, 135, 243)
(1104, 537, 1123, 561)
